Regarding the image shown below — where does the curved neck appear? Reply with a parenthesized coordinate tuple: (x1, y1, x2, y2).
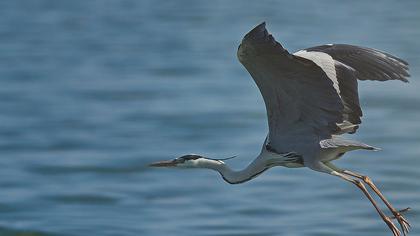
(206, 156, 270, 184)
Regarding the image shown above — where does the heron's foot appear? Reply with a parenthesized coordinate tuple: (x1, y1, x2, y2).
(390, 208, 411, 235)
(384, 216, 402, 236)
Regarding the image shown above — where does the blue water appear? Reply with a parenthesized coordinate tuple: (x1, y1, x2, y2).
(0, 1, 419, 236)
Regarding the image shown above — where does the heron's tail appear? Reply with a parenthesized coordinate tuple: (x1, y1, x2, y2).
(320, 137, 380, 151)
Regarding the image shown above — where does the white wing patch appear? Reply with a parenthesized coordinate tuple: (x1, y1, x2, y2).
(334, 60, 355, 71)
(294, 50, 341, 97)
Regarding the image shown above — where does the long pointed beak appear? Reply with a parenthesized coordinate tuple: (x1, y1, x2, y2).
(149, 160, 176, 167)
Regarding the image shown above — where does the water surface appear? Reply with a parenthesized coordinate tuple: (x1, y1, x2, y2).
(0, 1, 419, 236)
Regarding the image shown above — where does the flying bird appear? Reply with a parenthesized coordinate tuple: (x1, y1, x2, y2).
(150, 22, 411, 236)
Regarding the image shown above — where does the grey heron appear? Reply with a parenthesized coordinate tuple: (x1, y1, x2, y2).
(150, 22, 411, 236)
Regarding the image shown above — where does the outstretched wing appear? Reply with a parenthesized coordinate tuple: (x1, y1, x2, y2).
(303, 44, 409, 82)
(294, 44, 409, 133)
(238, 23, 344, 153)
(238, 23, 410, 153)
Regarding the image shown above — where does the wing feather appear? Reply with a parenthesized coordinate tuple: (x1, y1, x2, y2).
(298, 44, 410, 134)
(304, 44, 410, 82)
(238, 23, 409, 153)
(238, 23, 343, 152)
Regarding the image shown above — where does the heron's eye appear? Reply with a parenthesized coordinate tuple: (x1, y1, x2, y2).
(180, 155, 201, 160)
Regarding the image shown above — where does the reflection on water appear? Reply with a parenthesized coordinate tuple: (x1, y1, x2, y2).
(0, 1, 419, 236)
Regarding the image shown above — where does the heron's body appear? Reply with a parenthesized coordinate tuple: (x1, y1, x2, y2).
(151, 23, 411, 236)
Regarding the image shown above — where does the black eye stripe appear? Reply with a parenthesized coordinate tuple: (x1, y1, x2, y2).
(183, 155, 200, 160)
(177, 155, 201, 161)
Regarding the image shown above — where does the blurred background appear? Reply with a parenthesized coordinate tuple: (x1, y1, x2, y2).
(0, 0, 419, 235)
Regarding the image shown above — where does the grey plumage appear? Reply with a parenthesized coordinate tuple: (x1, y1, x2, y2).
(238, 22, 409, 158)
(305, 44, 410, 82)
(238, 22, 343, 155)
(303, 44, 410, 133)
(334, 62, 362, 128)
(320, 137, 379, 151)
(151, 23, 412, 236)
(238, 24, 411, 234)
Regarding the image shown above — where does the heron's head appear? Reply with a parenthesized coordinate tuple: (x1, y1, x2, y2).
(149, 154, 235, 169)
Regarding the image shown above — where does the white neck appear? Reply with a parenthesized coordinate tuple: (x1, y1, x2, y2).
(201, 153, 285, 184)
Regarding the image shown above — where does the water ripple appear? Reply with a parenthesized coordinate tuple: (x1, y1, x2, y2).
(0, 1, 419, 236)
(27, 164, 149, 175)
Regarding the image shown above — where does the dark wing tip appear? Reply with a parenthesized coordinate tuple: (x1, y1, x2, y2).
(256, 21, 266, 29)
(244, 22, 268, 41)
(401, 75, 410, 83)
(240, 22, 286, 53)
(238, 22, 290, 64)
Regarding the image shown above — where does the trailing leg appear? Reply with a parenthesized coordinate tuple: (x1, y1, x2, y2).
(325, 162, 410, 235)
(310, 162, 402, 236)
